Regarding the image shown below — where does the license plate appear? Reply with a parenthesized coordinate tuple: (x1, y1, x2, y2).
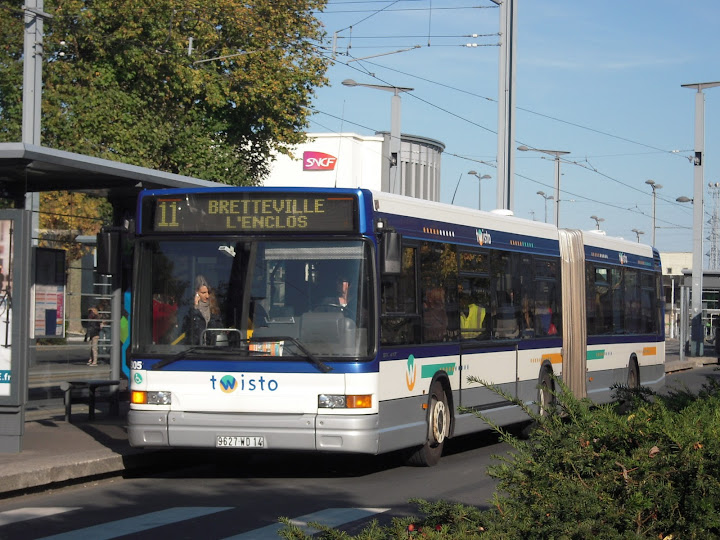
(216, 435, 265, 448)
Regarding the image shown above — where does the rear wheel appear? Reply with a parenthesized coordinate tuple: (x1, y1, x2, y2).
(627, 359, 639, 389)
(405, 380, 449, 467)
(538, 368, 555, 417)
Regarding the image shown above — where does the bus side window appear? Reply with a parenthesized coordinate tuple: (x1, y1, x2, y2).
(381, 246, 421, 345)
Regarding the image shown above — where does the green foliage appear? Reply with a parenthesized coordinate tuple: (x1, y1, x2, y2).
(39, 191, 112, 261)
(0, 0, 330, 183)
(475, 376, 720, 539)
(277, 373, 720, 539)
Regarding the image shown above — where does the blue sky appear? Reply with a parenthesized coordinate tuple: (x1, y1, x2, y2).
(307, 0, 720, 256)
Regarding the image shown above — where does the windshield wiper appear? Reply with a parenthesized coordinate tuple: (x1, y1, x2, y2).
(256, 336, 333, 373)
(151, 346, 213, 370)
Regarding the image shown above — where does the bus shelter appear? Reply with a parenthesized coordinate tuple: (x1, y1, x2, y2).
(0, 142, 224, 452)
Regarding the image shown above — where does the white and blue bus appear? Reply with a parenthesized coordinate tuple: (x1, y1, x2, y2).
(127, 187, 664, 465)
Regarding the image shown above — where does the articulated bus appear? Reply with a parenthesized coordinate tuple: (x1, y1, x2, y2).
(127, 187, 664, 466)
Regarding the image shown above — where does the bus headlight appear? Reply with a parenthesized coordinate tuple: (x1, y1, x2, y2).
(318, 394, 372, 409)
(131, 391, 172, 405)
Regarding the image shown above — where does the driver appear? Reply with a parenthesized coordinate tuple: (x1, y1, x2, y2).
(318, 275, 351, 308)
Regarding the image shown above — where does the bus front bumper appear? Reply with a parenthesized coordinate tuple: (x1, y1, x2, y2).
(127, 409, 381, 454)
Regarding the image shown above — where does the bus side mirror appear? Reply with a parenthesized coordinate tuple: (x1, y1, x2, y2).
(382, 231, 402, 275)
(96, 230, 120, 275)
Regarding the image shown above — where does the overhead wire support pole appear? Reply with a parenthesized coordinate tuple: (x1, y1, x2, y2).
(22, 0, 52, 145)
(492, 0, 517, 212)
(682, 81, 720, 357)
(22, 0, 52, 246)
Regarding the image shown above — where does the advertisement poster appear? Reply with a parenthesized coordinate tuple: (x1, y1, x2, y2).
(0, 220, 12, 397)
(32, 248, 66, 339)
(33, 285, 64, 337)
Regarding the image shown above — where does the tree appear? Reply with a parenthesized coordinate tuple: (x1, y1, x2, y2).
(39, 191, 112, 261)
(0, 0, 330, 184)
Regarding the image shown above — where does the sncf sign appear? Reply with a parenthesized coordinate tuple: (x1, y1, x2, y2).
(303, 151, 337, 171)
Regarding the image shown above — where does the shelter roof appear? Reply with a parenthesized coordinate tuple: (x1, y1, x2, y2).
(0, 143, 225, 200)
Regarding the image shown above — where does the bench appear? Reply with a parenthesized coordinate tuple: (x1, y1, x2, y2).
(60, 379, 120, 422)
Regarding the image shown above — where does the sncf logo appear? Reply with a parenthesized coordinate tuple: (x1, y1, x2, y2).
(303, 151, 337, 171)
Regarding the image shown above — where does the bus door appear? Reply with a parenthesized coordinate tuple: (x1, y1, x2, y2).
(457, 252, 518, 410)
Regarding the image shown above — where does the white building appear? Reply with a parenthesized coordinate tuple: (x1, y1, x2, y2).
(263, 132, 445, 201)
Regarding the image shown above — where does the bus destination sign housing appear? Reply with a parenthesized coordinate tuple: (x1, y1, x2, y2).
(144, 192, 358, 234)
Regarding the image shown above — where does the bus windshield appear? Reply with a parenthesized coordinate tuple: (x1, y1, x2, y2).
(134, 239, 374, 360)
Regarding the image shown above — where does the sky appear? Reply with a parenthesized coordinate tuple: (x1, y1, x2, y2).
(306, 0, 720, 258)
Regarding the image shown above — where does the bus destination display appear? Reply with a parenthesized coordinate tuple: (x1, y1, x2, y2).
(148, 192, 357, 233)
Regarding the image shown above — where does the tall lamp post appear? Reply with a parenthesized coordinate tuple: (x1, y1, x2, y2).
(467, 170, 491, 211)
(645, 179, 663, 246)
(536, 191, 554, 223)
(518, 146, 570, 227)
(631, 228, 645, 243)
(342, 79, 413, 195)
(682, 81, 720, 356)
(590, 215, 605, 230)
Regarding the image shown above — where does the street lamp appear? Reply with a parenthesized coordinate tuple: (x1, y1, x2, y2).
(590, 215, 605, 230)
(536, 191, 554, 224)
(342, 79, 413, 195)
(682, 80, 720, 356)
(468, 170, 491, 211)
(631, 228, 645, 243)
(518, 145, 570, 227)
(645, 179, 663, 246)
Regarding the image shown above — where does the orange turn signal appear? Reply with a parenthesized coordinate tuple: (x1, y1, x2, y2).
(131, 391, 147, 404)
(346, 395, 372, 408)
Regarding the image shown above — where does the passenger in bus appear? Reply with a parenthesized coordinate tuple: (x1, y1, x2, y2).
(520, 294, 534, 337)
(184, 275, 223, 345)
(152, 294, 178, 343)
(423, 287, 448, 342)
(460, 293, 486, 339)
(536, 302, 553, 336)
(494, 292, 519, 339)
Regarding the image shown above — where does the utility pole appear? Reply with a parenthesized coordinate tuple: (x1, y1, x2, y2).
(22, 0, 52, 242)
(682, 81, 720, 356)
(492, 0, 517, 212)
(22, 0, 52, 145)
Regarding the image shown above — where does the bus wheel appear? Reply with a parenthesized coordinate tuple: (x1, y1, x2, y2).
(538, 368, 555, 417)
(406, 380, 449, 467)
(627, 359, 639, 389)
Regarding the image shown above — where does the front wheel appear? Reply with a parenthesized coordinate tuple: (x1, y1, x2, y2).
(405, 380, 450, 467)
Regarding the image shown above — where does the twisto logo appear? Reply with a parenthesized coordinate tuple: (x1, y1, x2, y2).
(211, 374, 279, 393)
(303, 151, 337, 171)
(219, 375, 237, 393)
(406, 354, 417, 391)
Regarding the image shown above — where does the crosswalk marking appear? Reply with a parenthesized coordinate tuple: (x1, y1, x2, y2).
(36, 507, 233, 540)
(224, 507, 389, 539)
(1, 506, 388, 539)
(0, 508, 80, 527)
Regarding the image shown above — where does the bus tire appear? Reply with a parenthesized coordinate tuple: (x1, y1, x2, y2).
(627, 358, 640, 389)
(405, 380, 449, 467)
(538, 367, 555, 417)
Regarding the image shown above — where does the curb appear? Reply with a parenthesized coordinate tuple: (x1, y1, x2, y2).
(0, 449, 176, 496)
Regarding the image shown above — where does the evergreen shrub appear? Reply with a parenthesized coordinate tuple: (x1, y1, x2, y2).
(279, 373, 720, 539)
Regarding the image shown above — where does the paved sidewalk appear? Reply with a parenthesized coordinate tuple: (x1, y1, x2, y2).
(0, 343, 716, 498)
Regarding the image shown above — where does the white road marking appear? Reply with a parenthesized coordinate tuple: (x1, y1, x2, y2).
(0, 507, 80, 526)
